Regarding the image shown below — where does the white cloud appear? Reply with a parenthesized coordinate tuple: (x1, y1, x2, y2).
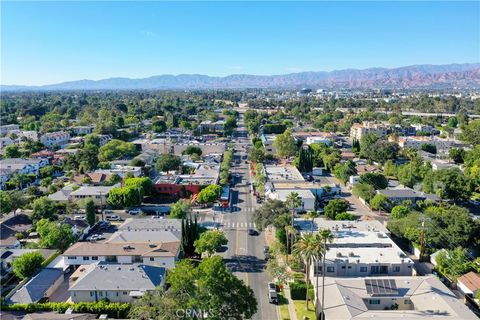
(140, 30, 159, 38)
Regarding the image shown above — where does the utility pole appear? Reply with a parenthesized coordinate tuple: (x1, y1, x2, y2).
(418, 217, 430, 262)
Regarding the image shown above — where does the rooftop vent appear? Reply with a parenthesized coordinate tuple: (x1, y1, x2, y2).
(336, 252, 342, 257)
(348, 252, 355, 257)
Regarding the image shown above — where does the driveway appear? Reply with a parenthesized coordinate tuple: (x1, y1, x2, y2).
(49, 270, 73, 302)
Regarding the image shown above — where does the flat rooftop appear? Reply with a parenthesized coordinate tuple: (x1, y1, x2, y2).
(322, 228, 411, 265)
(316, 276, 478, 319)
(265, 164, 304, 182)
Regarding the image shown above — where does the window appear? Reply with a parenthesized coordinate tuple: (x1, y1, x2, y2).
(68, 256, 76, 260)
(348, 266, 352, 269)
(360, 267, 367, 272)
(369, 299, 380, 305)
(162, 262, 166, 266)
(393, 266, 400, 272)
(83, 256, 90, 261)
(123, 291, 128, 295)
(73, 292, 76, 297)
(116, 292, 119, 296)
(150, 257, 155, 262)
(91, 256, 98, 261)
(341, 266, 346, 269)
(326, 266, 335, 273)
(371, 266, 388, 274)
(90, 292, 94, 297)
(404, 300, 411, 305)
(99, 292, 103, 297)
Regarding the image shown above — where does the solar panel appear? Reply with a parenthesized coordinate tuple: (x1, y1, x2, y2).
(365, 279, 398, 296)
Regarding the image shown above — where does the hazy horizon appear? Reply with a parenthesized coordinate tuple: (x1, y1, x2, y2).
(1, 1, 479, 86)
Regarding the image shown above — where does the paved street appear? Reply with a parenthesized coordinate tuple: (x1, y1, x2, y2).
(200, 115, 279, 320)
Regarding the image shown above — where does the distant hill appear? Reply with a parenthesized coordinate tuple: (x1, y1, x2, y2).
(2, 63, 480, 91)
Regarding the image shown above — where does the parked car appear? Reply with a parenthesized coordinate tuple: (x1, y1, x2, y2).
(106, 214, 121, 221)
(128, 208, 142, 215)
(88, 234, 105, 241)
(263, 246, 270, 260)
(248, 229, 258, 236)
(74, 215, 86, 221)
(268, 283, 278, 304)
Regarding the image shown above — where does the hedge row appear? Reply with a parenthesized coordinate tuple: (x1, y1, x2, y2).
(2, 301, 130, 318)
(290, 280, 313, 300)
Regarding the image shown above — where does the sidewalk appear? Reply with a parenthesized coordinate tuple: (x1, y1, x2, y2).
(283, 285, 298, 320)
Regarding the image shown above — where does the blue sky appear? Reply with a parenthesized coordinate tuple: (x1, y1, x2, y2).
(1, 1, 479, 85)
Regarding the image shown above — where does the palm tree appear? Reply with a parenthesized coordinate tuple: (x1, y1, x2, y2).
(318, 228, 334, 320)
(293, 233, 316, 310)
(307, 210, 320, 233)
(284, 225, 295, 264)
(286, 192, 302, 255)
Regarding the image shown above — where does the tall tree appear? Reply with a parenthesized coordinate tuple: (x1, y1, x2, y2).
(318, 229, 334, 320)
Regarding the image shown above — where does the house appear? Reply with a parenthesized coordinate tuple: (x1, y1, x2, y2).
(350, 122, 388, 140)
(63, 241, 180, 269)
(8, 268, 64, 304)
(0, 124, 20, 137)
(40, 131, 70, 149)
(96, 134, 113, 146)
(308, 223, 413, 278)
(0, 214, 32, 249)
(72, 172, 113, 185)
(94, 165, 142, 178)
(70, 126, 94, 136)
(1, 249, 56, 276)
(68, 185, 115, 205)
(377, 186, 439, 204)
(314, 276, 478, 319)
(69, 263, 165, 303)
(0, 137, 14, 149)
(199, 120, 225, 133)
(457, 272, 480, 297)
(260, 134, 277, 155)
(0, 158, 49, 176)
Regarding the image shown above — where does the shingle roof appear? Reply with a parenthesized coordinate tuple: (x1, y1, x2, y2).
(458, 272, 480, 292)
(9, 268, 63, 304)
(69, 263, 165, 291)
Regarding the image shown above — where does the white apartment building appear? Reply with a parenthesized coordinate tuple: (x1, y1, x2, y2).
(63, 241, 180, 269)
(309, 226, 414, 278)
(350, 122, 388, 140)
(40, 131, 71, 148)
(395, 136, 454, 152)
(69, 263, 165, 303)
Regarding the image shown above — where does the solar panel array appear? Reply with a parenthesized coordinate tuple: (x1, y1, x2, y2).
(365, 279, 398, 296)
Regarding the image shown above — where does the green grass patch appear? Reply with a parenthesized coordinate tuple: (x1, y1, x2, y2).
(293, 299, 316, 320)
(277, 292, 291, 320)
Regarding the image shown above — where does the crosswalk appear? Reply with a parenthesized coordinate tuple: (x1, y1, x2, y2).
(221, 222, 256, 229)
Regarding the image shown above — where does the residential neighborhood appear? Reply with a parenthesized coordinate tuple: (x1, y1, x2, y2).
(1, 2, 480, 319)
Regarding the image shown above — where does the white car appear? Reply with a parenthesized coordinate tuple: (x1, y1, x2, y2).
(106, 214, 121, 221)
(74, 215, 86, 221)
(128, 208, 142, 215)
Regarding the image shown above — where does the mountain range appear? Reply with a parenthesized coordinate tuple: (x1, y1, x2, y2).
(2, 63, 480, 91)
